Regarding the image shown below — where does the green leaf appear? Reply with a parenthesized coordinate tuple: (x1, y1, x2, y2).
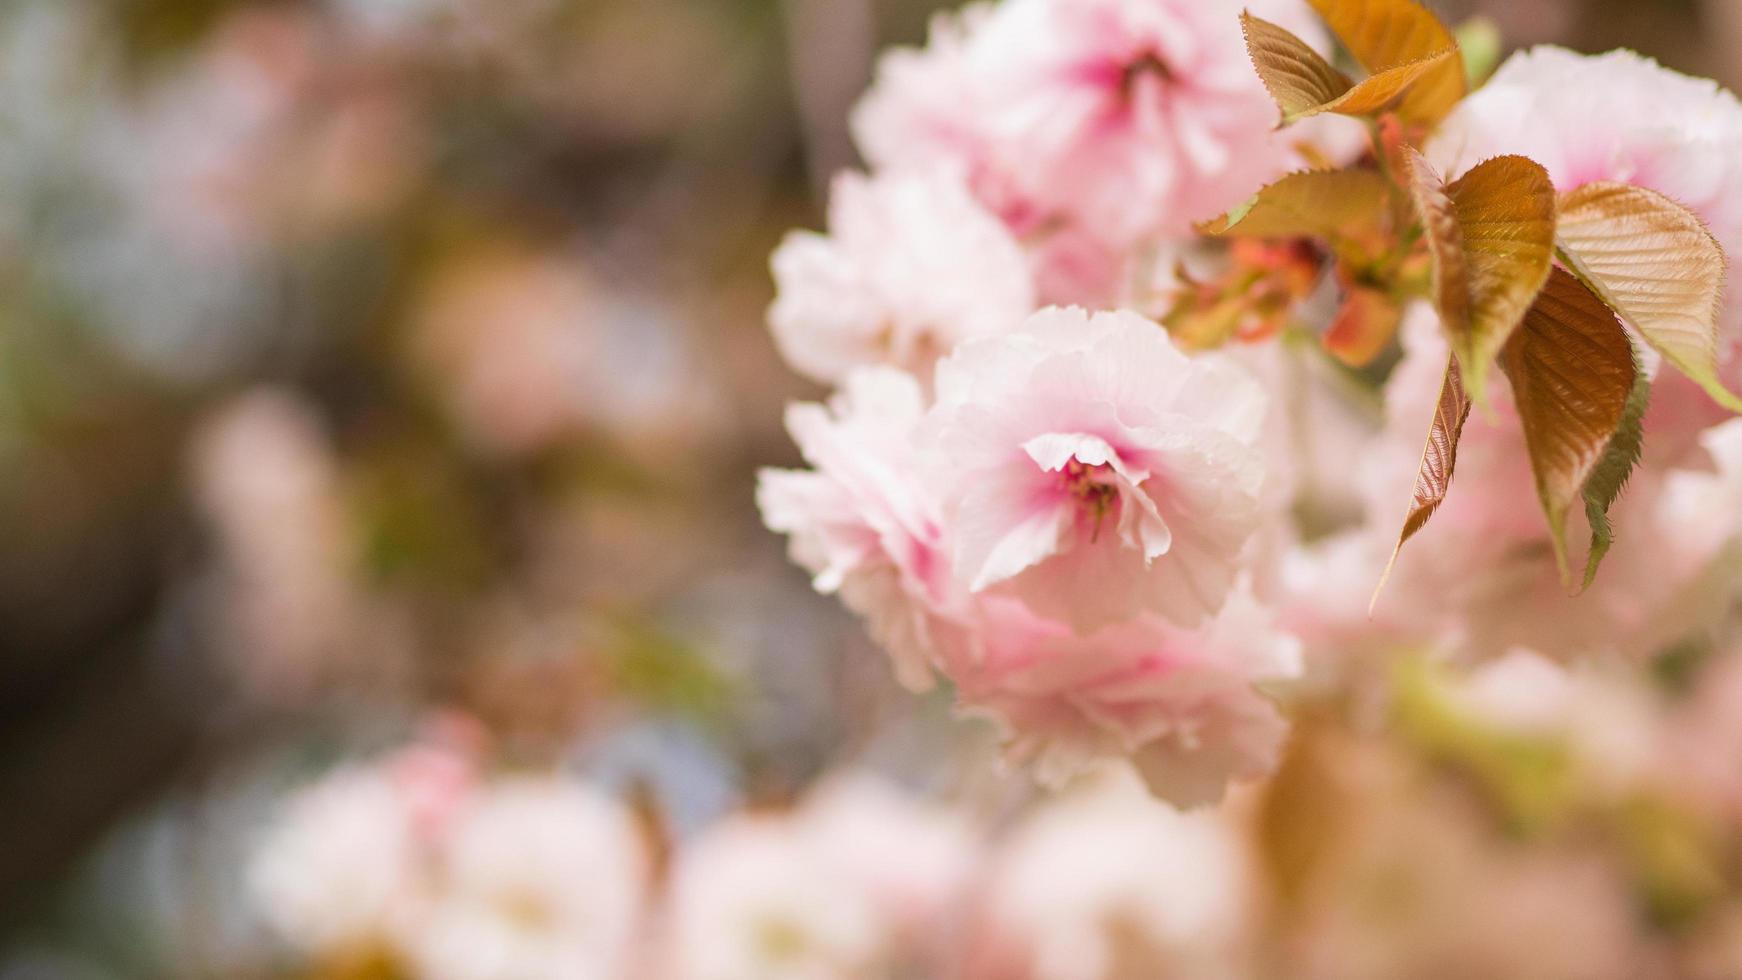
(1307, 0, 1467, 125)
(1555, 181, 1742, 413)
(1500, 267, 1640, 587)
(1406, 153, 1558, 404)
(1242, 12, 1456, 123)
(1579, 356, 1650, 590)
(1198, 167, 1392, 242)
(1372, 355, 1470, 611)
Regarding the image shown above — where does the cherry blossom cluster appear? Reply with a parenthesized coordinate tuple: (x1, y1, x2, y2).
(247, 730, 650, 980)
(760, 315, 1300, 806)
(247, 647, 1742, 980)
(778, 0, 1404, 807)
(247, 738, 1256, 979)
(761, 0, 1742, 808)
(763, 0, 1352, 806)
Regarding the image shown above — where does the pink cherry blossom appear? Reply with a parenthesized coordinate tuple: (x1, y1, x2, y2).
(929, 307, 1267, 633)
(192, 389, 359, 702)
(850, 4, 994, 184)
(757, 368, 963, 691)
(760, 314, 1298, 803)
(769, 168, 1034, 385)
(947, 586, 1299, 808)
(852, 0, 1357, 305)
(794, 774, 982, 952)
(961, 0, 1306, 243)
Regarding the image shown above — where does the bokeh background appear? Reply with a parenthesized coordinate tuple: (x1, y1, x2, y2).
(4, 0, 1742, 976)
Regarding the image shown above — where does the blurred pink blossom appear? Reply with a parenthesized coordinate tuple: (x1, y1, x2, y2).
(408, 778, 650, 980)
(248, 766, 426, 957)
(769, 168, 1034, 386)
(661, 814, 886, 979)
(412, 246, 600, 458)
(963, 770, 1256, 979)
(659, 774, 977, 979)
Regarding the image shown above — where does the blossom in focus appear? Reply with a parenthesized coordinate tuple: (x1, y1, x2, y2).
(963, 771, 1255, 979)
(962, 0, 1309, 241)
(407, 778, 650, 980)
(852, 0, 1351, 304)
(761, 311, 1294, 802)
(769, 168, 1034, 385)
(660, 774, 976, 979)
(930, 307, 1267, 633)
(756, 367, 961, 691)
(247, 766, 425, 957)
(952, 586, 1300, 808)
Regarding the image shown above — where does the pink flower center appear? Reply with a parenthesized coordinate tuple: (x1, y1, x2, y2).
(1061, 457, 1120, 542)
(1119, 52, 1173, 98)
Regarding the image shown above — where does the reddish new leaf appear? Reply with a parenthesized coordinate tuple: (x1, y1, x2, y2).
(1372, 355, 1470, 610)
(1500, 267, 1639, 586)
(1243, 12, 1456, 123)
(1306, 0, 1467, 125)
(1404, 153, 1557, 404)
(1556, 181, 1741, 412)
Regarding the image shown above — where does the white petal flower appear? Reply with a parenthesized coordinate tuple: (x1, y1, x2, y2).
(247, 766, 423, 956)
(662, 817, 885, 980)
(408, 778, 649, 980)
(967, 771, 1255, 979)
(660, 775, 978, 980)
